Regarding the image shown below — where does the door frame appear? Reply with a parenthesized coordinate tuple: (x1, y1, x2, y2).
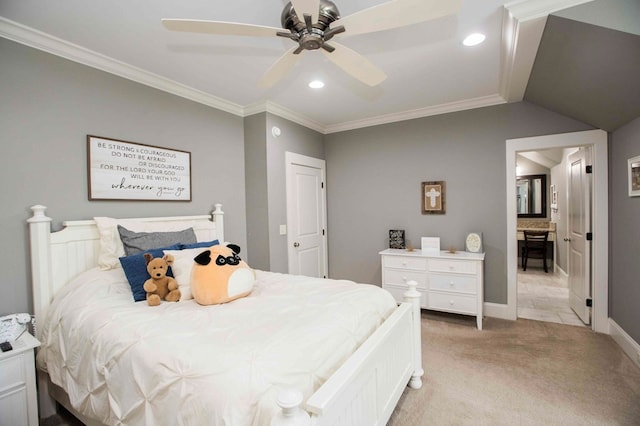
(505, 129, 608, 333)
(285, 151, 328, 277)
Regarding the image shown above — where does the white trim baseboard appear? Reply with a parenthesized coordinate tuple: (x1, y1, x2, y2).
(484, 302, 514, 321)
(609, 319, 640, 369)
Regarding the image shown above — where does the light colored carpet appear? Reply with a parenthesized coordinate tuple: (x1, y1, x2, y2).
(40, 311, 640, 426)
(388, 311, 640, 426)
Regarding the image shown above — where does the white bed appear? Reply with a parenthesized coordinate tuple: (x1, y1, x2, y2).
(28, 204, 423, 425)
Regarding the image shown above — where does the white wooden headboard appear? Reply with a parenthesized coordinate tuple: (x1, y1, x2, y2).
(27, 204, 224, 339)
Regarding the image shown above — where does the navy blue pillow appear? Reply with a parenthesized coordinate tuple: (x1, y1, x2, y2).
(180, 240, 219, 249)
(119, 244, 181, 302)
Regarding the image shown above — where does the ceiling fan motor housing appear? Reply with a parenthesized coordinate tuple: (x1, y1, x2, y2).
(280, 0, 341, 51)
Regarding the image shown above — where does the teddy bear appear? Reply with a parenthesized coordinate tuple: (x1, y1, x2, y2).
(143, 253, 181, 306)
(190, 244, 255, 305)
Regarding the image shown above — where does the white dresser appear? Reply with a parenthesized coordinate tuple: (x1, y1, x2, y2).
(0, 332, 40, 426)
(380, 249, 485, 329)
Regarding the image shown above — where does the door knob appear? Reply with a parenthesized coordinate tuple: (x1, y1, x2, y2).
(564, 237, 571, 242)
(293, 242, 300, 247)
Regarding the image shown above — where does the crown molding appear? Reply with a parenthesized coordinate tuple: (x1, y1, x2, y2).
(500, 0, 595, 102)
(243, 101, 325, 134)
(0, 17, 244, 117)
(323, 94, 506, 134)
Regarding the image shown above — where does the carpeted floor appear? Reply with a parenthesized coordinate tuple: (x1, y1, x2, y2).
(41, 311, 640, 426)
(388, 311, 640, 426)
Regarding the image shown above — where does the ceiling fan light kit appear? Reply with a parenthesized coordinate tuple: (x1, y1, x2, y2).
(162, 0, 461, 88)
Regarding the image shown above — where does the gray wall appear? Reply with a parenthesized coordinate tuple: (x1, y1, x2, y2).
(324, 102, 592, 304)
(0, 38, 247, 316)
(609, 115, 640, 343)
(244, 114, 270, 269)
(244, 113, 325, 273)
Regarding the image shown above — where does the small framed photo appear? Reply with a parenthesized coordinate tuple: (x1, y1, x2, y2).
(629, 155, 640, 197)
(421, 181, 445, 214)
(389, 229, 405, 249)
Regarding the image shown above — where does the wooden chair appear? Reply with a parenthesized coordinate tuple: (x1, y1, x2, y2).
(522, 230, 549, 273)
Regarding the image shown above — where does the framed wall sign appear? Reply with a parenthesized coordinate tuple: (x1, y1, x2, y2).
(628, 155, 640, 197)
(421, 181, 446, 214)
(87, 135, 192, 201)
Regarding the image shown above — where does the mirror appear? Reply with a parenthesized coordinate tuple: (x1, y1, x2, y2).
(517, 174, 547, 218)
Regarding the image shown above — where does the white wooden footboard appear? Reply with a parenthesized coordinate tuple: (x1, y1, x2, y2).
(307, 302, 414, 425)
(273, 283, 423, 426)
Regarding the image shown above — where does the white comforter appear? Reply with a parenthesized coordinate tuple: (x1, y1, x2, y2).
(37, 268, 396, 426)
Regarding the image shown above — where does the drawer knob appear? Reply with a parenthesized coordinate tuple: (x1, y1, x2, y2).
(449, 266, 454, 270)
(449, 300, 455, 306)
(449, 281, 455, 287)
(402, 276, 408, 282)
(402, 261, 407, 266)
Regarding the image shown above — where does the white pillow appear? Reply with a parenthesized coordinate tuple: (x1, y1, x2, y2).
(94, 217, 199, 270)
(163, 247, 211, 300)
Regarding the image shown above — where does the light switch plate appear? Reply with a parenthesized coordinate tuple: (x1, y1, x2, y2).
(280, 225, 287, 235)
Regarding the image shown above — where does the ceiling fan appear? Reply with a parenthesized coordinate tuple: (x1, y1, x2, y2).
(162, 0, 461, 88)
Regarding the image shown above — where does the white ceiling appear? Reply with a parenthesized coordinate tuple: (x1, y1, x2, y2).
(0, 0, 593, 133)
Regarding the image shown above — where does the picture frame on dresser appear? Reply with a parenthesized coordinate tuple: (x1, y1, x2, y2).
(628, 155, 640, 197)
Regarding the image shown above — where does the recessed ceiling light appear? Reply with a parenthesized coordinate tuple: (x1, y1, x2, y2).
(463, 33, 486, 47)
(309, 80, 325, 89)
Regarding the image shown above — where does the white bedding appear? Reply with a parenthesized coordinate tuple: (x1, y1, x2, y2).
(37, 267, 397, 425)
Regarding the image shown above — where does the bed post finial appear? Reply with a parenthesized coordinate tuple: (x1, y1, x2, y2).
(404, 280, 424, 389)
(270, 389, 311, 426)
(29, 205, 50, 222)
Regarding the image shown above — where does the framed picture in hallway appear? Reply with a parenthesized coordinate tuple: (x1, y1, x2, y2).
(421, 181, 446, 214)
(629, 155, 640, 197)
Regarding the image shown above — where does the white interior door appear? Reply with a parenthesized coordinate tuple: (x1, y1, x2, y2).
(567, 149, 591, 324)
(286, 152, 328, 278)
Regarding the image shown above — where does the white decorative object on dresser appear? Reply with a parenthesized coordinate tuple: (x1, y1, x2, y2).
(0, 332, 40, 426)
(380, 248, 485, 329)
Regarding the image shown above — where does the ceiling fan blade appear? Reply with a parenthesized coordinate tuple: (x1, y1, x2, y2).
(162, 19, 282, 38)
(258, 47, 301, 88)
(290, 0, 320, 23)
(337, 0, 461, 37)
(321, 42, 386, 86)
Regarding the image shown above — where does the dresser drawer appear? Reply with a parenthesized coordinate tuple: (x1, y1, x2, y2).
(0, 355, 26, 392)
(429, 273, 477, 294)
(383, 283, 427, 308)
(382, 255, 427, 271)
(383, 269, 427, 289)
(427, 292, 477, 315)
(429, 259, 477, 274)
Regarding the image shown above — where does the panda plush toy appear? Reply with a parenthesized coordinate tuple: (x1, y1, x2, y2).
(190, 244, 255, 305)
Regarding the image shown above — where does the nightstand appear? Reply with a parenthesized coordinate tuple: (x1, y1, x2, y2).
(0, 332, 40, 426)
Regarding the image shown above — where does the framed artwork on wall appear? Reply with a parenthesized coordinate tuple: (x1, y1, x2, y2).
(87, 135, 192, 201)
(628, 155, 640, 197)
(421, 181, 445, 214)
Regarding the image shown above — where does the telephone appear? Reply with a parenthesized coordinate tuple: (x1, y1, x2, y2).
(0, 313, 31, 342)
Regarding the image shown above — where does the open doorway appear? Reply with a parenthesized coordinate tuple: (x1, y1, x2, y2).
(516, 147, 586, 327)
(505, 129, 609, 334)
